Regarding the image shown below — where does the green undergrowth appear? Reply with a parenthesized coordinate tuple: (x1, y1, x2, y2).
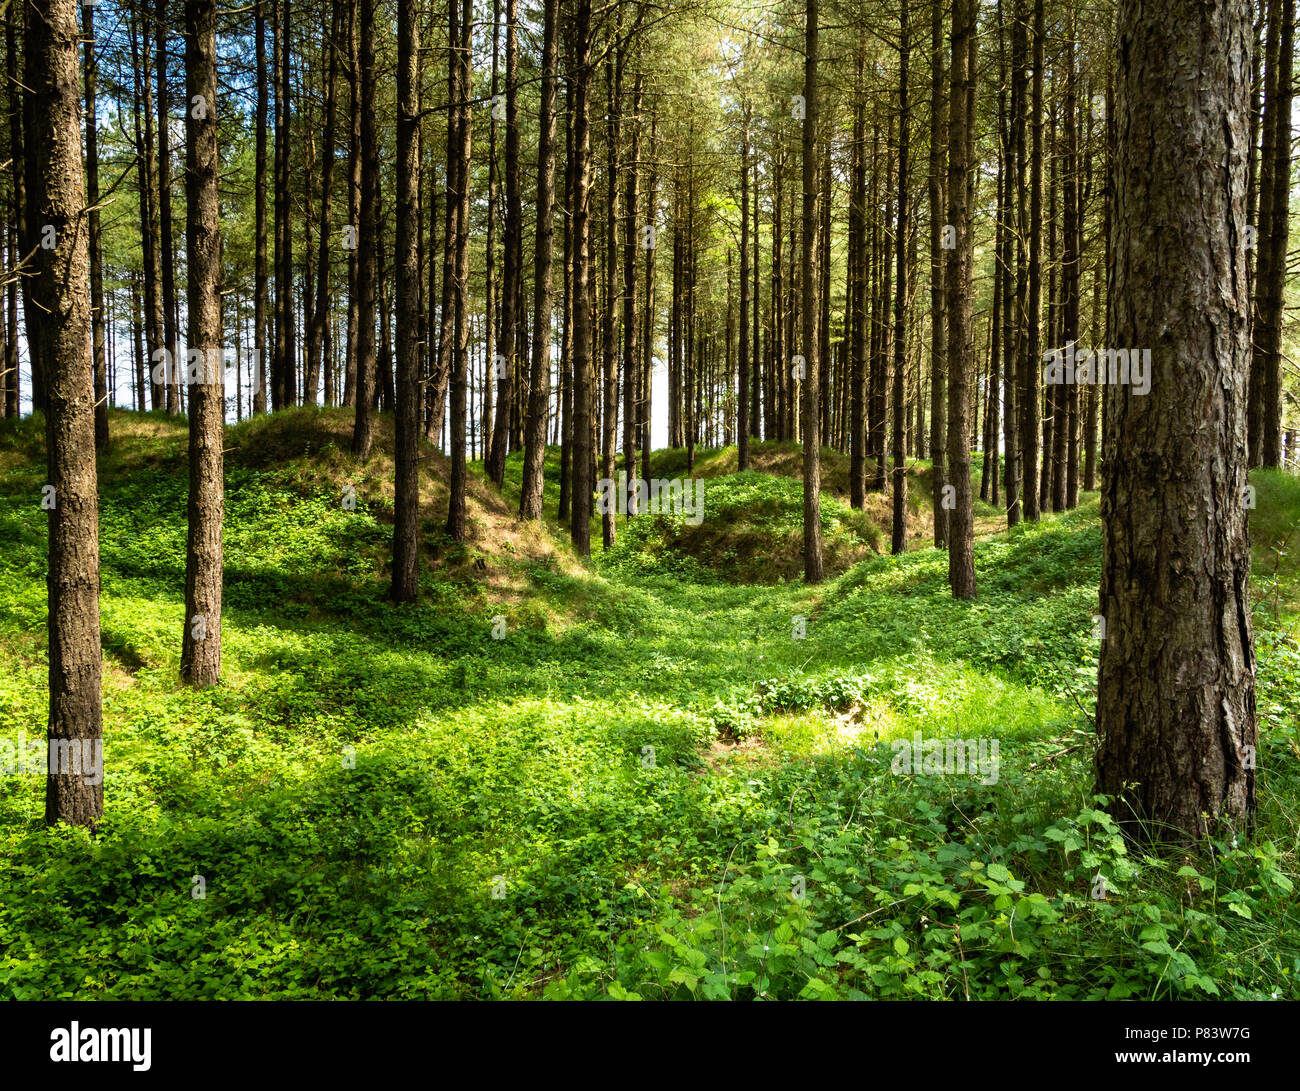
(0, 409, 1297, 1000)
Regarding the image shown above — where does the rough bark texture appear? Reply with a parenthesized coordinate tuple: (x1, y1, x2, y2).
(891, 4, 910, 555)
(445, 0, 473, 540)
(31, 0, 103, 827)
(929, 3, 948, 544)
(1253, 0, 1294, 468)
(392, 0, 421, 601)
(487, 0, 520, 486)
(520, 0, 559, 520)
(180, 0, 224, 688)
(801, 0, 824, 583)
(570, 0, 595, 559)
(1022, 0, 1044, 522)
(738, 104, 751, 472)
(1095, 0, 1257, 843)
(254, 0, 269, 414)
(945, 0, 977, 599)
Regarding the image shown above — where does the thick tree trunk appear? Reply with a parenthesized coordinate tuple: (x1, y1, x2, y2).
(180, 0, 223, 688)
(30, 0, 102, 827)
(1096, 0, 1257, 844)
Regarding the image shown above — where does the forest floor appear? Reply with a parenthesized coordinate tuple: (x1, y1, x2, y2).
(1, 408, 1298, 999)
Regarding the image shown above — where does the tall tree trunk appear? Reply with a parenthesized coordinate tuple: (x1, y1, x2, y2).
(130, 6, 165, 412)
(945, 0, 977, 599)
(83, 3, 107, 449)
(569, 0, 595, 558)
(351, 0, 378, 456)
(344, 0, 361, 409)
(1254, 0, 1294, 467)
(487, 0, 520, 485)
(929, 1, 948, 543)
(1021, 0, 1044, 521)
(850, 46, 867, 509)
(739, 102, 752, 471)
(307, 1, 342, 407)
(623, 68, 644, 508)
(158, 0, 180, 416)
(801, 0, 824, 583)
(180, 0, 223, 687)
(1001, 0, 1019, 517)
(253, 0, 269, 414)
(891, 4, 911, 554)
(31, 0, 102, 827)
(392, 0, 421, 601)
(1063, 17, 1081, 508)
(1096, 0, 1256, 843)
(483, 0, 499, 468)
(558, 73, 575, 521)
(600, 42, 623, 548)
(3, 2, 22, 416)
(520, 0, 560, 519)
(1007, 0, 1029, 524)
(446, 0, 473, 539)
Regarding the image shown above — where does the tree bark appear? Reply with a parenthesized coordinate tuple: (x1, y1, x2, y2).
(254, 0, 269, 414)
(1022, 0, 1044, 522)
(445, 0, 473, 539)
(945, 0, 977, 599)
(1253, 0, 1294, 468)
(1096, 0, 1257, 844)
(891, 4, 911, 555)
(801, 0, 824, 583)
(180, 0, 224, 687)
(392, 0, 421, 601)
(570, 0, 595, 558)
(158, 0, 180, 416)
(351, 0, 378, 458)
(929, 1, 948, 543)
(520, 0, 560, 519)
(83, 3, 107, 449)
(30, 0, 102, 827)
